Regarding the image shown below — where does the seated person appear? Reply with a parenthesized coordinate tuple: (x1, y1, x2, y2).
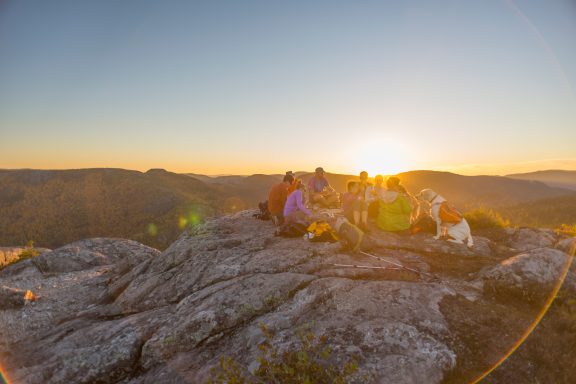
(283, 180, 311, 223)
(267, 172, 295, 225)
(376, 176, 414, 233)
(308, 167, 339, 208)
(341, 181, 359, 223)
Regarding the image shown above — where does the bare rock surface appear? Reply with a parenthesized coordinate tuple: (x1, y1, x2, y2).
(32, 238, 160, 273)
(0, 212, 574, 384)
(506, 227, 557, 251)
(481, 247, 575, 302)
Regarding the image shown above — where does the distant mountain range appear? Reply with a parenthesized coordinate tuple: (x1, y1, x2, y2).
(1, 168, 574, 249)
(506, 170, 576, 191)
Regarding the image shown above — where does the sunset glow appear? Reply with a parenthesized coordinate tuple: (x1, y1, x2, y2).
(1, 0, 575, 175)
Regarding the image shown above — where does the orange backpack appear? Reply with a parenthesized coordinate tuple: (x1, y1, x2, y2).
(439, 201, 463, 224)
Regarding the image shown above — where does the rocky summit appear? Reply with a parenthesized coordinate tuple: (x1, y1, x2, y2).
(1, 212, 575, 384)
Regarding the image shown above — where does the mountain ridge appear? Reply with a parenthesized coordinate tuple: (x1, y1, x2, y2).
(1, 168, 574, 250)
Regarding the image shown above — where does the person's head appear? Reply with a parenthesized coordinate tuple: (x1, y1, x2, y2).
(386, 176, 401, 190)
(283, 174, 295, 184)
(374, 174, 384, 185)
(294, 179, 305, 191)
(359, 171, 368, 181)
(315, 167, 325, 178)
(347, 181, 359, 193)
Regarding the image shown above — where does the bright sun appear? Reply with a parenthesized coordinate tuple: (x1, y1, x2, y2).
(351, 139, 411, 176)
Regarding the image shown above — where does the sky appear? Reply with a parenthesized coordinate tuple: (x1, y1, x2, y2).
(1, 0, 575, 176)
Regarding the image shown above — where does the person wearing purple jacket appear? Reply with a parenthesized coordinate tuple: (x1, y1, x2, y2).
(283, 180, 311, 223)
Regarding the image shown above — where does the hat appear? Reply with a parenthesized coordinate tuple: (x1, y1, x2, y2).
(315, 167, 325, 173)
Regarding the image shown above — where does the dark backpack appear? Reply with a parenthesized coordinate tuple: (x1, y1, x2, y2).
(410, 215, 436, 234)
(253, 201, 271, 221)
(275, 222, 308, 238)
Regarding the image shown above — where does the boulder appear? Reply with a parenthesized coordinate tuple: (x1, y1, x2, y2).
(32, 238, 159, 273)
(506, 228, 557, 252)
(481, 248, 573, 303)
(556, 237, 576, 255)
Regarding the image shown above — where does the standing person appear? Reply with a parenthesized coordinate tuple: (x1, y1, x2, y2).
(353, 171, 372, 231)
(284, 180, 312, 223)
(267, 172, 295, 225)
(376, 176, 414, 233)
(308, 167, 339, 208)
(368, 174, 384, 218)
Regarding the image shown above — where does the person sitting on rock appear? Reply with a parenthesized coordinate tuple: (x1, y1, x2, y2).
(308, 167, 339, 208)
(341, 181, 359, 223)
(267, 172, 295, 226)
(376, 176, 414, 233)
(284, 179, 312, 223)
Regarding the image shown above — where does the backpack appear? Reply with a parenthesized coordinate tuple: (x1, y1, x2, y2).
(438, 201, 463, 224)
(334, 218, 364, 252)
(275, 222, 308, 238)
(410, 215, 436, 234)
(306, 221, 339, 243)
(253, 201, 271, 221)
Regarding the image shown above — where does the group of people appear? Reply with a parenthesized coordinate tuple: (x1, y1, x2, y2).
(267, 167, 339, 226)
(341, 172, 418, 233)
(266, 167, 474, 247)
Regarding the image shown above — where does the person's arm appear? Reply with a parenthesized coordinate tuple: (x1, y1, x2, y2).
(296, 190, 311, 215)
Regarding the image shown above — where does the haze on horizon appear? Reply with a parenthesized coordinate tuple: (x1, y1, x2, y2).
(1, 0, 575, 177)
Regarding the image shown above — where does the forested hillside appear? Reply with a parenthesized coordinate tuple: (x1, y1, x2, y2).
(500, 195, 576, 229)
(0, 169, 222, 249)
(1, 168, 574, 249)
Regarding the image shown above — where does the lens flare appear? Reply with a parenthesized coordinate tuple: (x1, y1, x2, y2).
(0, 364, 10, 384)
(470, 246, 575, 383)
(178, 217, 188, 229)
(188, 213, 200, 226)
(147, 223, 158, 236)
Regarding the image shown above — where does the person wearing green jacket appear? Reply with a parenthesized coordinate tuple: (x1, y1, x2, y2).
(376, 177, 414, 232)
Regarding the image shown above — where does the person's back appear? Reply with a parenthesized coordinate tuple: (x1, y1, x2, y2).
(268, 182, 289, 216)
(377, 178, 413, 232)
(267, 173, 294, 225)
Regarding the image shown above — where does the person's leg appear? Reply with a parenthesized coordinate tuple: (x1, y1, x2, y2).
(361, 210, 368, 226)
(353, 210, 360, 225)
(286, 210, 307, 224)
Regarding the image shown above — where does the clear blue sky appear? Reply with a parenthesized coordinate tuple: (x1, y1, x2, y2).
(1, 0, 575, 175)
